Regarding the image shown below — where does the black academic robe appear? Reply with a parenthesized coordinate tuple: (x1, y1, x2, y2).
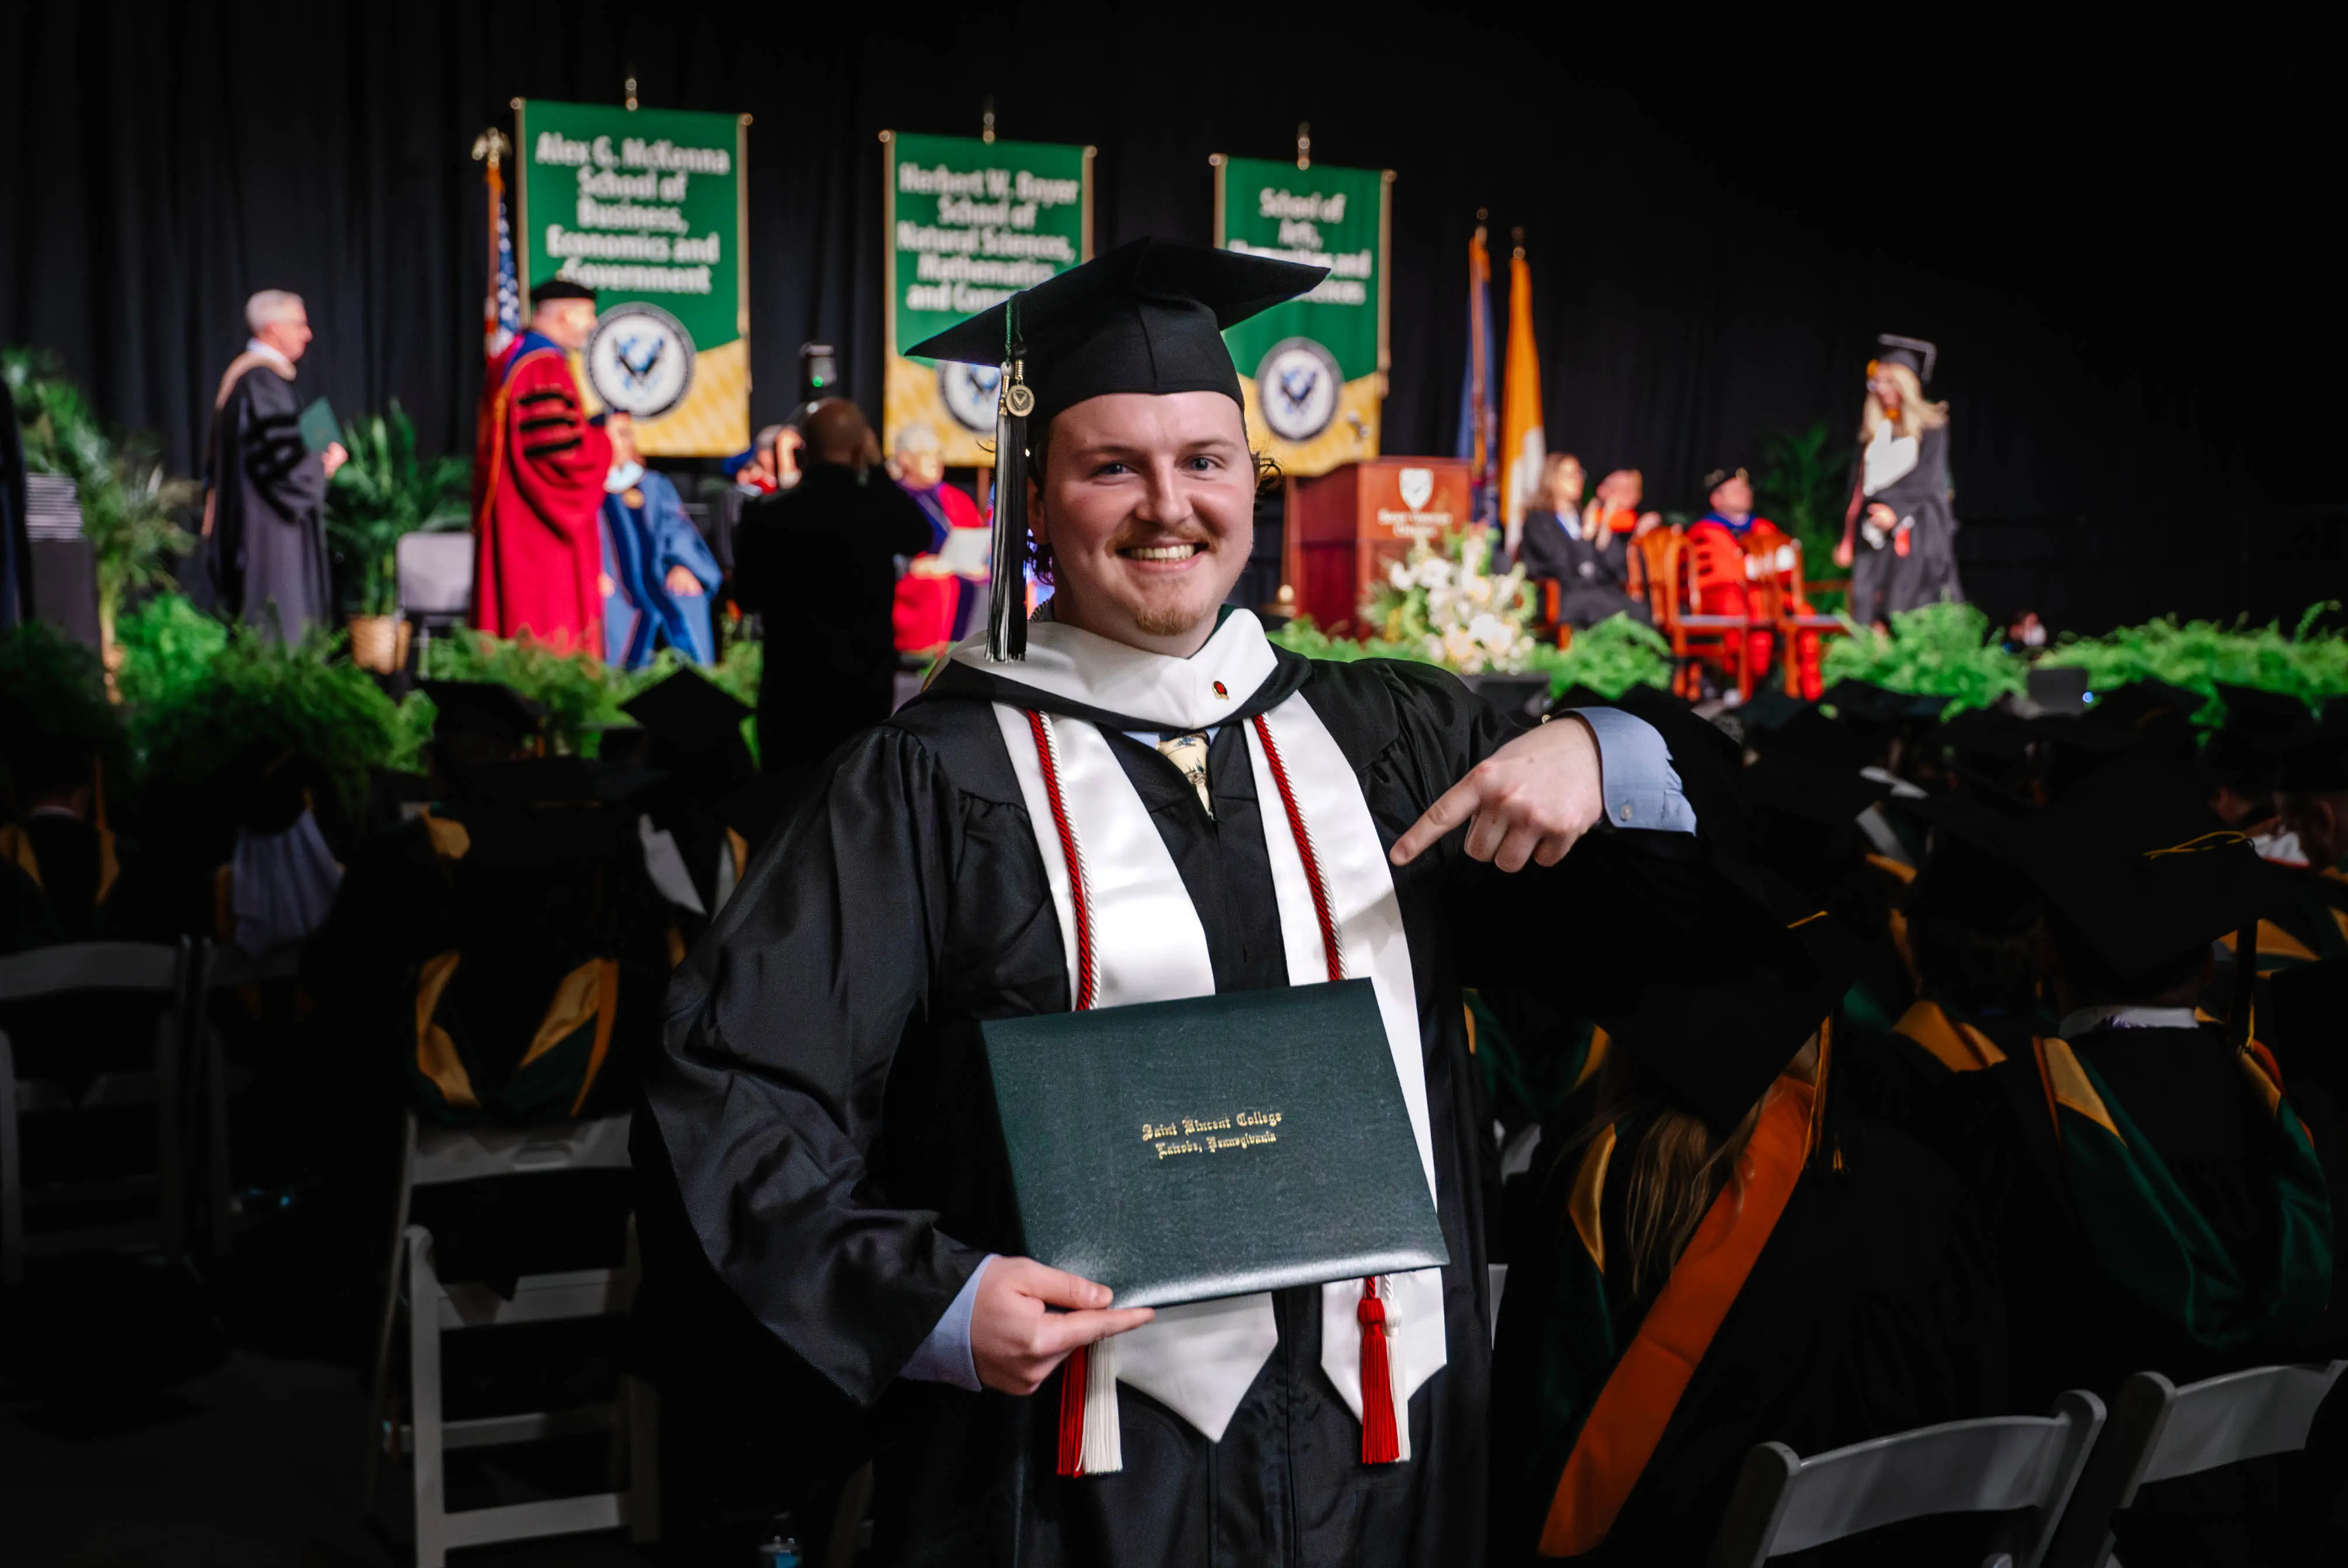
(208, 359, 331, 643)
(642, 648, 1727, 1568)
(1848, 425, 1961, 629)
(1933, 1022, 2345, 1408)
(1515, 511, 1649, 631)
(1927, 1023, 2348, 1566)
(1489, 1108, 2006, 1566)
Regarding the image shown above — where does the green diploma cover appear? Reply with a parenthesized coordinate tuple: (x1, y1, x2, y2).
(982, 979, 1448, 1308)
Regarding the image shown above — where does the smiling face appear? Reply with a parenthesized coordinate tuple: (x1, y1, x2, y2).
(1710, 473, 1752, 516)
(1029, 391, 1256, 656)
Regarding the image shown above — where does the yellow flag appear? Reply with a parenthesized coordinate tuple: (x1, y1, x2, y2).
(1499, 249, 1545, 558)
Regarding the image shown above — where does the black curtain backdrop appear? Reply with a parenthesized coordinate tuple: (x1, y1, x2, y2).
(5, 2, 2338, 632)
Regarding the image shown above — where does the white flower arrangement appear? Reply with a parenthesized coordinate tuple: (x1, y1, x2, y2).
(1363, 530, 1538, 675)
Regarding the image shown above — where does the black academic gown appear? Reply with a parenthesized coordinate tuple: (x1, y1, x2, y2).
(1849, 425, 1961, 628)
(208, 360, 331, 643)
(642, 646, 1726, 1568)
(1928, 1021, 2348, 1566)
(1515, 511, 1649, 631)
(1489, 1107, 2006, 1566)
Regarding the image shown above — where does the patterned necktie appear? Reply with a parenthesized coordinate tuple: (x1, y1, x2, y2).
(1155, 732, 1213, 818)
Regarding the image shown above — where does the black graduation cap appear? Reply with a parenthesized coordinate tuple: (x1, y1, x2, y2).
(1599, 874, 1865, 1132)
(903, 237, 1327, 660)
(2007, 757, 2299, 981)
(1873, 333, 1938, 384)
(1899, 792, 2041, 936)
(530, 278, 596, 307)
(420, 681, 544, 747)
(1923, 707, 2039, 806)
(2203, 683, 2318, 786)
(2273, 702, 2348, 792)
(620, 670, 754, 755)
(1741, 752, 1893, 830)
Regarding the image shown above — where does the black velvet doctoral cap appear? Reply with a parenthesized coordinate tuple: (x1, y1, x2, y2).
(530, 278, 596, 307)
(902, 238, 1327, 429)
(620, 670, 754, 754)
(2008, 757, 2299, 979)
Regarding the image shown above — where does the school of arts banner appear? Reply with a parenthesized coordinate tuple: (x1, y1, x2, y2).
(1213, 157, 1391, 478)
(883, 131, 1094, 468)
(514, 99, 749, 456)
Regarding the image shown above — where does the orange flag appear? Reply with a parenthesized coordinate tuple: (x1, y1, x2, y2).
(1499, 244, 1545, 559)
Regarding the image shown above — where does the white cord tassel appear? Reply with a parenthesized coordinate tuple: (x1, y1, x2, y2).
(1080, 1333, 1123, 1474)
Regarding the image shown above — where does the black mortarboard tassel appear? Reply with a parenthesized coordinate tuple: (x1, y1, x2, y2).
(990, 295, 1033, 661)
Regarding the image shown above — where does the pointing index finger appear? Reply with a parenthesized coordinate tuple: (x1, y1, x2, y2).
(1390, 772, 1487, 866)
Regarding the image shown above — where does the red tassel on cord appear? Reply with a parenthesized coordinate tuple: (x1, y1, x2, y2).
(1357, 1278, 1402, 1463)
(1057, 1343, 1089, 1476)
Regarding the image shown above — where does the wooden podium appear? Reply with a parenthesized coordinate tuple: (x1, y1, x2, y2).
(1285, 459, 1474, 634)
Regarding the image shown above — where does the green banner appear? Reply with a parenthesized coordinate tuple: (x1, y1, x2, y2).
(883, 131, 1093, 468)
(1214, 156, 1390, 478)
(515, 99, 749, 456)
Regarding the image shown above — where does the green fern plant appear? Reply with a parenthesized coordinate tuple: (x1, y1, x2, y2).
(327, 401, 471, 615)
(1821, 601, 2025, 716)
(2040, 603, 2347, 725)
(4, 346, 198, 644)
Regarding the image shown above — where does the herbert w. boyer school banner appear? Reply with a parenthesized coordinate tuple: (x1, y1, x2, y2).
(516, 99, 750, 457)
(883, 131, 1094, 469)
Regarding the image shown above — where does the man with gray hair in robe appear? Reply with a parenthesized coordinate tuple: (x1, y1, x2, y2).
(204, 289, 345, 642)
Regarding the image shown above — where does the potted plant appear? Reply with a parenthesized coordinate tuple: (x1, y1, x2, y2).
(327, 401, 470, 673)
(4, 347, 198, 664)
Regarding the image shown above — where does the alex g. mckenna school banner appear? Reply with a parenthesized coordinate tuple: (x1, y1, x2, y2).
(883, 131, 1095, 468)
(1213, 157, 1392, 479)
(514, 99, 750, 457)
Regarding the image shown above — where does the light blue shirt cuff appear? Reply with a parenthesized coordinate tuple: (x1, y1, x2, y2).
(1569, 708, 1698, 835)
(899, 1253, 993, 1390)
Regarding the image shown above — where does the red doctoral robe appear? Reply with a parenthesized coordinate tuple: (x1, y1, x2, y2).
(471, 335, 611, 653)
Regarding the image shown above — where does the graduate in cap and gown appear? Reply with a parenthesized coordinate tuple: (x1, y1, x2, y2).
(1488, 879, 2006, 1564)
(472, 280, 613, 653)
(640, 238, 1725, 1565)
(617, 670, 757, 955)
(1924, 759, 2347, 1563)
(1837, 336, 1963, 629)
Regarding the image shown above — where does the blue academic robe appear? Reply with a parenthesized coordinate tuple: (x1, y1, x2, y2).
(600, 470, 723, 667)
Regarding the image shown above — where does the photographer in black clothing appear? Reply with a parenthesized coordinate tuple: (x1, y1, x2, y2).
(729, 399, 933, 779)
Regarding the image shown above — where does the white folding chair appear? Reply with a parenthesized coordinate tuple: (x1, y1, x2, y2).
(364, 1110, 655, 1567)
(396, 530, 476, 673)
(1707, 1390, 2107, 1568)
(0, 939, 206, 1286)
(2042, 1361, 2348, 1568)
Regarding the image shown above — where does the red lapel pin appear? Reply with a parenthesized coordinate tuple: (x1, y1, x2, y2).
(1212, 680, 1228, 698)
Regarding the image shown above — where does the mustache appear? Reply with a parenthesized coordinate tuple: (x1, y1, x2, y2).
(1107, 524, 1215, 551)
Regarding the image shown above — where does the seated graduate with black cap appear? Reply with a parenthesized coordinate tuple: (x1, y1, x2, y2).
(613, 668, 759, 954)
(309, 680, 669, 1126)
(638, 237, 1724, 1565)
(1924, 758, 2343, 1447)
(1489, 878, 2005, 1565)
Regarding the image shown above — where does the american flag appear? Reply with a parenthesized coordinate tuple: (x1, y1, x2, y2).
(484, 153, 520, 360)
